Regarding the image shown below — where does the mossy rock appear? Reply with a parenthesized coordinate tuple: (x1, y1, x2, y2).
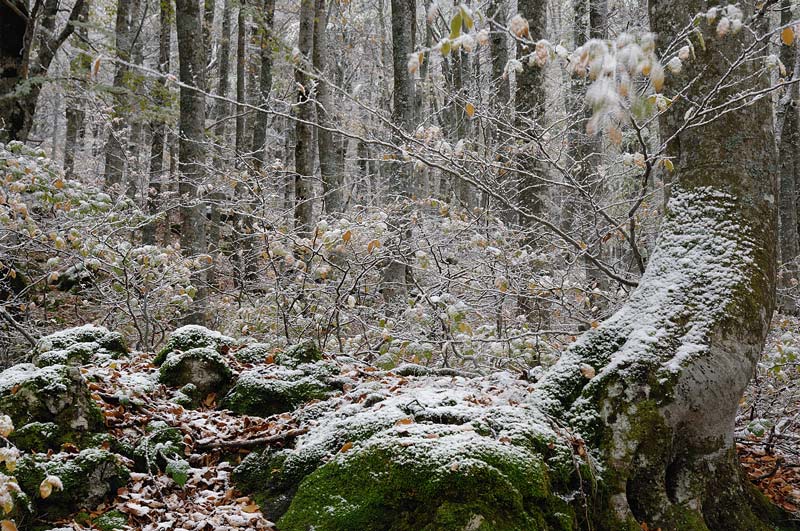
(15, 448, 130, 520)
(233, 343, 275, 364)
(8, 422, 62, 452)
(234, 373, 577, 529)
(277, 437, 571, 531)
(0, 364, 104, 432)
(221, 363, 336, 417)
(158, 347, 234, 396)
(154, 325, 236, 365)
(132, 420, 184, 473)
(34, 325, 127, 367)
(274, 340, 322, 368)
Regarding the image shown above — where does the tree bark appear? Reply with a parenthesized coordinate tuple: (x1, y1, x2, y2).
(388, 0, 416, 198)
(235, 1, 248, 160)
(313, 0, 343, 214)
(143, 0, 174, 246)
(175, 0, 209, 324)
(778, 0, 799, 313)
(0, 0, 28, 143)
(252, 0, 276, 169)
(104, 0, 138, 192)
(63, 0, 91, 178)
(294, 0, 316, 238)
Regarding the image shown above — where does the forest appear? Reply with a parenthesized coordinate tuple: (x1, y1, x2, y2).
(1, 0, 800, 528)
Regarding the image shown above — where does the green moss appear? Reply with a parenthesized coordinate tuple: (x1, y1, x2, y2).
(92, 510, 129, 531)
(158, 347, 234, 395)
(275, 340, 322, 368)
(221, 364, 334, 417)
(234, 343, 275, 363)
(9, 423, 62, 452)
(154, 325, 236, 365)
(0, 364, 104, 432)
(15, 448, 130, 519)
(277, 441, 572, 531)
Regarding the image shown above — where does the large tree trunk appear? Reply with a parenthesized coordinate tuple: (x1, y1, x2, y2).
(63, 0, 91, 178)
(175, 0, 208, 324)
(778, 0, 799, 313)
(529, 0, 781, 527)
(388, 0, 416, 198)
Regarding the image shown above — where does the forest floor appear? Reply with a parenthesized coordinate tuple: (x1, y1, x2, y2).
(32, 316, 800, 530)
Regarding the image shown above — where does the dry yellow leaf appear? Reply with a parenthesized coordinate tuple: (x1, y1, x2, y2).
(781, 27, 795, 46)
(342, 230, 352, 243)
(1, 520, 19, 531)
(465, 102, 475, 118)
(340, 441, 354, 453)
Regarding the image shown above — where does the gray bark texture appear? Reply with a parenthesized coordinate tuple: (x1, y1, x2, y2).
(294, 0, 316, 237)
(176, 0, 209, 324)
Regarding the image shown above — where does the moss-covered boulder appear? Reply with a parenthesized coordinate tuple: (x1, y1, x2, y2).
(274, 340, 322, 368)
(34, 325, 127, 366)
(233, 372, 578, 530)
(154, 325, 236, 365)
(233, 343, 275, 363)
(15, 448, 130, 520)
(8, 422, 61, 453)
(92, 510, 129, 531)
(0, 364, 103, 432)
(221, 362, 336, 417)
(158, 347, 234, 396)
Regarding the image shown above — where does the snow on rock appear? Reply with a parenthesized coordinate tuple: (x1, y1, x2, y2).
(34, 324, 128, 367)
(0, 363, 103, 431)
(154, 325, 237, 366)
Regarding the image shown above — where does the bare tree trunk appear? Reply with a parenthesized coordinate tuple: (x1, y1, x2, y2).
(778, 0, 799, 313)
(294, 0, 316, 238)
(235, 1, 247, 160)
(104, 0, 138, 192)
(252, 0, 276, 169)
(63, 0, 91, 178)
(388, 0, 416, 198)
(143, 0, 173, 246)
(175, 0, 208, 324)
(0, 1, 28, 142)
(313, 0, 343, 214)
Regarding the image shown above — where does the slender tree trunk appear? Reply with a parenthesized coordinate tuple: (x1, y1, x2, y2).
(143, 0, 174, 246)
(252, 0, 276, 169)
(388, 0, 416, 198)
(778, 0, 799, 313)
(313, 0, 343, 214)
(514, 0, 547, 222)
(104, 0, 137, 192)
(294, 0, 316, 237)
(175, 0, 209, 324)
(235, 2, 247, 161)
(63, 1, 91, 178)
(0, 1, 28, 142)
(203, 0, 216, 92)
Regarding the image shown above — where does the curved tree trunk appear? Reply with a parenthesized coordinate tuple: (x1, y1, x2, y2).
(532, 0, 781, 527)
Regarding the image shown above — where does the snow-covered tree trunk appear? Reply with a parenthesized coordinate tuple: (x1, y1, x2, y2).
(532, 0, 783, 527)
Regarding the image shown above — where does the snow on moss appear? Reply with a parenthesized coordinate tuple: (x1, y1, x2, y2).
(154, 325, 237, 365)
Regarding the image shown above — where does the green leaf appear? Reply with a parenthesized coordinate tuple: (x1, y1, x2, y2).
(166, 458, 190, 487)
(449, 11, 462, 40)
(441, 40, 451, 56)
(460, 5, 474, 30)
